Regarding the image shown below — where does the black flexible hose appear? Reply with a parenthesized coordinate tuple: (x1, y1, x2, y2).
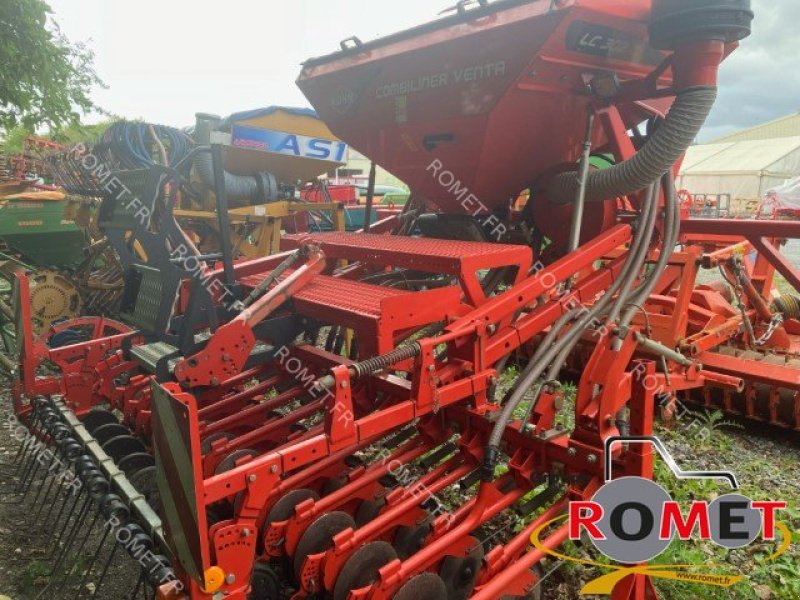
(548, 87, 717, 205)
(619, 173, 681, 328)
(194, 151, 279, 203)
(483, 183, 661, 478)
(193, 113, 280, 204)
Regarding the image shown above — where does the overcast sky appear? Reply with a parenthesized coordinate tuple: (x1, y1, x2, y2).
(48, 0, 795, 142)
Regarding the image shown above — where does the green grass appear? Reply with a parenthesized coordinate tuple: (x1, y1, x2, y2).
(651, 423, 800, 600)
(497, 361, 800, 599)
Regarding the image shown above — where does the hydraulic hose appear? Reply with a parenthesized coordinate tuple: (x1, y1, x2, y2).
(483, 183, 661, 478)
(507, 177, 678, 459)
(619, 173, 681, 329)
(605, 183, 661, 325)
(547, 87, 717, 205)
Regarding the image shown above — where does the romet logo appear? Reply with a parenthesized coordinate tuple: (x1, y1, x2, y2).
(530, 436, 792, 596)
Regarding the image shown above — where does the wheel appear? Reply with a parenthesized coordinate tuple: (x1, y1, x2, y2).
(354, 498, 385, 527)
(333, 541, 398, 600)
(393, 573, 447, 600)
(93, 423, 131, 445)
(128, 466, 162, 514)
(81, 410, 118, 434)
(118, 452, 155, 477)
(28, 270, 82, 335)
(215, 449, 259, 475)
(293, 511, 355, 580)
(248, 561, 280, 600)
(321, 476, 349, 496)
(438, 540, 484, 600)
(266, 489, 320, 524)
(200, 431, 236, 455)
(393, 523, 431, 559)
(102, 435, 147, 463)
(39, 316, 132, 347)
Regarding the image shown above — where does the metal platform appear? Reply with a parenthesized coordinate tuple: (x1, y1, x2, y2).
(282, 232, 532, 305)
(239, 272, 462, 355)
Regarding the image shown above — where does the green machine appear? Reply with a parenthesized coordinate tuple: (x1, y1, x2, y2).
(0, 191, 88, 268)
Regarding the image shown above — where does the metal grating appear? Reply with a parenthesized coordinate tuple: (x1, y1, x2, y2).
(239, 273, 408, 319)
(122, 265, 163, 332)
(285, 232, 523, 259)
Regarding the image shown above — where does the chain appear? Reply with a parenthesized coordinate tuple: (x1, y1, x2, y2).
(756, 314, 784, 346)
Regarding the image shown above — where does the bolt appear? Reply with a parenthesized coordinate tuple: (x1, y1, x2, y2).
(340, 381, 348, 389)
(587, 454, 598, 465)
(226, 574, 236, 585)
(567, 448, 577, 457)
(247, 474, 257, 483)
(241, 528, 251, 538)
(270, 465, 278, 474)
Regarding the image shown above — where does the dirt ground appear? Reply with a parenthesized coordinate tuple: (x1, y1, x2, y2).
(0, 387, 139, 600)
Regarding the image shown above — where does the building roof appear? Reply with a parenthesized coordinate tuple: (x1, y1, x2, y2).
(710, 112, 800, 144)
(681, 137, 800, 175)
(220, 106, 319, 129)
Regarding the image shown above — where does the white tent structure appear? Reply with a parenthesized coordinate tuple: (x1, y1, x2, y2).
(763, 176, 800, 213)
(677, 136, 800, 204)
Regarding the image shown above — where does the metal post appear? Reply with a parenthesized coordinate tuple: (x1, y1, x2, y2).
(210, 144, 236, 287)
(364, 161, 377, 233)
(567, 110, 595, 253)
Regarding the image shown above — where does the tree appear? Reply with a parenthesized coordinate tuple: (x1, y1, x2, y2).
(0, 0, 103, 133)
(1, 119, 116, 154)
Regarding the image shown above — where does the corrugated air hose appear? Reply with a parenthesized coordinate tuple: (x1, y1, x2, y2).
(547, 86, 717, 205)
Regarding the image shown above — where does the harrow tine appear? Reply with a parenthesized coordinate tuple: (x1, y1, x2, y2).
(44, 447, 87, 526)
(47, 470, 83, 532)
(49, 491, 93, 572)
(47, 468, 97, 563)
(71, 524, 112, 600)
(39, 473, 109, 599)
(88, 543, 120, 598)
(9, 412, 36, 468)
(60, 510, 104, 591)
(13, 399, 48, 472)
(15, 412, 51, 492)
(27, 441, 63, 506)
(70, 495, 129, 600)
(32, 462, 63, 518)
(126, 571, 145, 600)
(16, 413, 62, 499)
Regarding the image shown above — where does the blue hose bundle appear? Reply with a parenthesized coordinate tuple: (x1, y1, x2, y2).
(97, 122, 194, 170)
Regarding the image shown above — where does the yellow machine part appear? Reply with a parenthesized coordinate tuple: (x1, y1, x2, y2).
(223, 108, 346, 185)
(28, 269, 82, 335)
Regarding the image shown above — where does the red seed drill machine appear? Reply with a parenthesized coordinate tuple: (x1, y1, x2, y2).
(13, 1, 799, 600)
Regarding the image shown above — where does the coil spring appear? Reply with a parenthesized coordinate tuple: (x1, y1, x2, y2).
(772, 295, 800, 320)
(352, 343, 421, 379)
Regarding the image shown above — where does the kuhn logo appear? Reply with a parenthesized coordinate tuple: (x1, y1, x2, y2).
(531, 437, 791, 596)
(330, 86, 357, 113)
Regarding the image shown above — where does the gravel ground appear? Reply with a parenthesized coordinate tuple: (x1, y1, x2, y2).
(0, 386, 141, 600)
